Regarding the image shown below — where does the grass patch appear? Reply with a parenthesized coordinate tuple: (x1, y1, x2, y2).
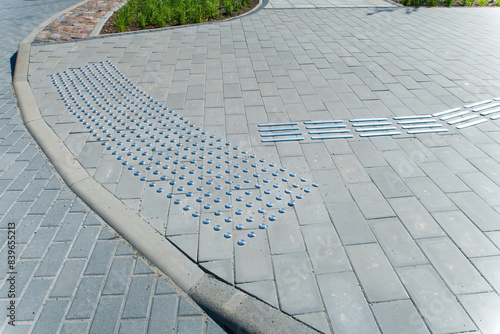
(111, 0, 254, 33)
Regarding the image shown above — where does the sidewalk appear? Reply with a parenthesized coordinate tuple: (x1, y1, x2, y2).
(5, 0, 500, 333)
(1, 1, 226, 333)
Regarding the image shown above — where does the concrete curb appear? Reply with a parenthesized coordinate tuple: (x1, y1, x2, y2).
(14, 35, 319, 334)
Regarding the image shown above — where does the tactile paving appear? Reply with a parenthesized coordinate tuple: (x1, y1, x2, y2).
(50, 61, 319, 246)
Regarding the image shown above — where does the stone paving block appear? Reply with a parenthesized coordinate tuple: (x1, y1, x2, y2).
(155, 278, 177, 295)
(78, 141, 103, 169)
(134, 258, 155, 275)
(332, 154, 370, 184)
(389, 197, 444, 239)
(16, 278, 52, 321)
(272, 252, 323, 315)
(67, 276, 104, 319)
(16, 179, 47, 202)
(348, 182, 394, 219)
(458, 172, 500, 207)
(68, 226, 100, 258)
(383, 150, 426, 178)
(1, 200, 32, 229)
(0, 260, 35, 300)
(432, 146, 477, 174)
(327, 201, 376, 245)
(53, 212, 85, 243)
(397, 265, 476, 334)
(89, 297, 123, 334)
(418, 237, 491, 295)
(369, 218, 427, 267)
(6, 169, 36, 192)
(419, 161, 470, 193)
(176, 318, 204, 334)
(147, 296, 178, 334)
(371, 299, 430, 334)
(472, 256, 500, 293)
(122, 276, 154, 319)
(346, 243, 408, 302)
(267, 210, 306, 255)
(234, 229, 273, 283)
(32, 299, 70, 334)
(447, 135, 488, 160)
(40, 199, 72, 227)
(237, 280, 279, 309)
(469, 157, 500, 187)
(0, 191, 21, 220)
(21, 227, 55, 259)
(60, 322, 90, 334)
(349, 141, 387, 167)
(405, 177, 456, 212)
(317, 271, 379, 334)
(118, 321, 147, 334)
(50, 259, 86, 298)
(114, 168, 145, 200)
(433, 211, 499, 258)
(366, 166, 412, 199)
(458, 292, 500, 334)
(34, 243, 70, 277)
(301, 142, 335, 171)
(85, 240, 116, 275)
(449, 192, 500, 231)
(302, 223, 351, 274)
(93, 155, 123, 185)
(103, 257, 135, 296)
(311, 169, 351, 204)
(29, 189, 58, 215)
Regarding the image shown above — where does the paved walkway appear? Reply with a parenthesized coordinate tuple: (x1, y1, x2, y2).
(5, 0, 500, 333)
(1, 1, 225, 333)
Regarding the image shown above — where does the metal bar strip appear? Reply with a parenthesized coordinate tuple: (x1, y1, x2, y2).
(258, 122, 298, 127)
(464, 100, 492, 108)
(351, 122, 392, 127)
(440, 111, 470, 121)
(401, 124, 443, 129)
(480, 107, 500, 116)
(349, 118, 388, 122)
(359, 132, 401, 137)
(355, 126, 397, 132)
(448, 114, 478, 125)
(260, 132, 303, 137)
(304, 120, 343, 124)
(261, 137, 305, 143)
(393, 115, 432, 120)
(259, 127, 300, 132)
(397, 119, 437, 125)
(491, 114, 500, 120)
(432, 107, 461, 117)
(456, 119, 488, 129)
(472, 103, 500, 112)
(308, 129, 350, 134)
(494, 97, 500, 101)
(311, 135, 354, 140)
(306, 125, 347, 130)
(407, 128, 449, 134)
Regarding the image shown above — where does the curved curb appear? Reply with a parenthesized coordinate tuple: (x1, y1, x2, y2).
(14, 43, 319, 334)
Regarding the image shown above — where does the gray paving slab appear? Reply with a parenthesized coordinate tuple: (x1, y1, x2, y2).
(317, 272, 380, 334)
(418, 237, 492, 295)
(371, 300, 430, 334)
(397, 265, 477, 334)
(346, 243, 408, 302)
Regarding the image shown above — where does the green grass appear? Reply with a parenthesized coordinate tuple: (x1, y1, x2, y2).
(114, 0, 252, 32)
(477, 0, 488, 5)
